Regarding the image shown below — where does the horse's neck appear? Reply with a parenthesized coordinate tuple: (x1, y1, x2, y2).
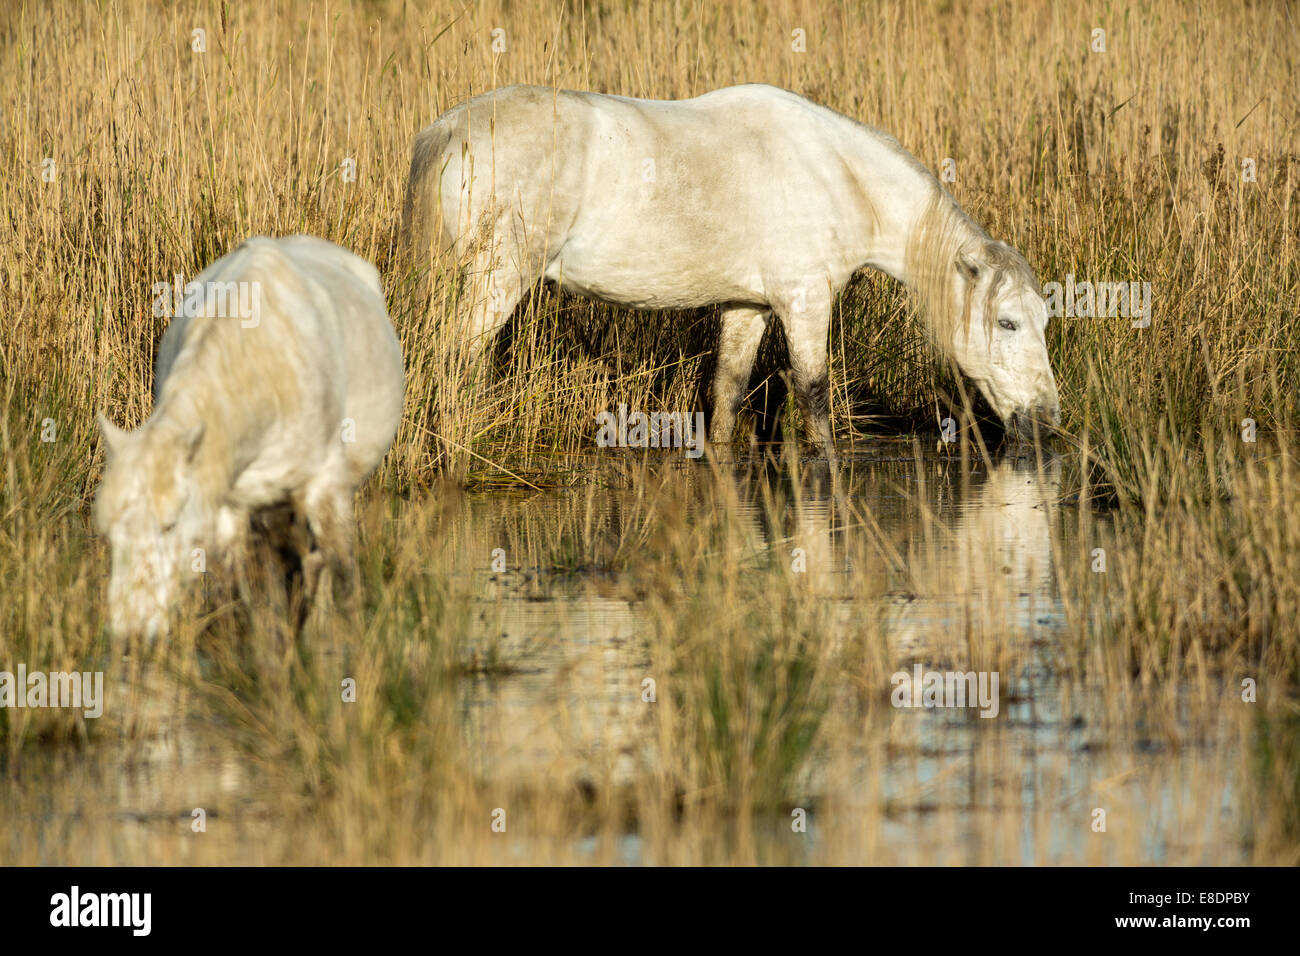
(846, 132, 981, 285)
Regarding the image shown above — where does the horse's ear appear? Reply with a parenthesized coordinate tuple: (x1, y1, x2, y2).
(97, 412, 128, 458)
(956, 250, 981, 282)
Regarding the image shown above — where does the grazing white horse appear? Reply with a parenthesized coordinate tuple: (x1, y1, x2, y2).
(96, 235, 404, 639)
(402, 83, 1060, 451)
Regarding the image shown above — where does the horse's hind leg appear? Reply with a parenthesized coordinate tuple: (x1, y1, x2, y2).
(461, 249, 527, 364)
(434, 248, 530, 468)
(709, 306, 770, 448)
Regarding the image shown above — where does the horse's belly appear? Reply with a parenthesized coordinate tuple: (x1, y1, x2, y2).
(546, 246, 760, 310)
(229, 457, 309, 509)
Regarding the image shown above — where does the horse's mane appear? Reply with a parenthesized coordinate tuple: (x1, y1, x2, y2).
(903, 187, 1039, 358)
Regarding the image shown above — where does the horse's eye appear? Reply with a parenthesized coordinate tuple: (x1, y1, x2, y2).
(998, 318, 1018, 332)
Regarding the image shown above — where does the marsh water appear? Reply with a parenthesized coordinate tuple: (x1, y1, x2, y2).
(446, 444, 1240, 864)
(17, 440, 1246, 865)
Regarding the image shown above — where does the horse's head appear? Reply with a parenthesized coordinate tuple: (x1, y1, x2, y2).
(948, 240, 1061, 441)
(95, 413, 210, 640)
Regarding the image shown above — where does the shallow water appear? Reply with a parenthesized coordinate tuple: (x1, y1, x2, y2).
(9, 441, 1247, 864)
(438, 443, 1242, 863)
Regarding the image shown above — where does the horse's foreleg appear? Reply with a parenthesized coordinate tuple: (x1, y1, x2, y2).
(709, 306, 769, 448)
(295, 479, 358, 629)
(778, 299, 836, 461)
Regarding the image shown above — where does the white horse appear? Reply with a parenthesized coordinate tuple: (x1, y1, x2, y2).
(402, 83, 1060, 452)
(96, 235, 404, 639)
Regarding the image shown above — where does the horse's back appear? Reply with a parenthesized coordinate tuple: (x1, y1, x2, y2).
(412, 84, 876, 306)
(248, 236, 404, 481)
(156, 236, 403, 484)
(418, 83, 820, 208)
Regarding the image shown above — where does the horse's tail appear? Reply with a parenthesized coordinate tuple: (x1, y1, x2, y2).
(398, 119, 456, 310)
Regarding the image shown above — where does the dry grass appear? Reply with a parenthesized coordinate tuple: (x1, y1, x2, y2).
(1, 0, 1299, 864)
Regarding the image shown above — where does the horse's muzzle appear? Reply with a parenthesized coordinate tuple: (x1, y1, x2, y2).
(1006, 402, 1061, 443)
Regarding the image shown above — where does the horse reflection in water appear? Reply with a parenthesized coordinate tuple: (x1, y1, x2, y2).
(752, 452, 1062, 657)
(447, 449, 1063, 802)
